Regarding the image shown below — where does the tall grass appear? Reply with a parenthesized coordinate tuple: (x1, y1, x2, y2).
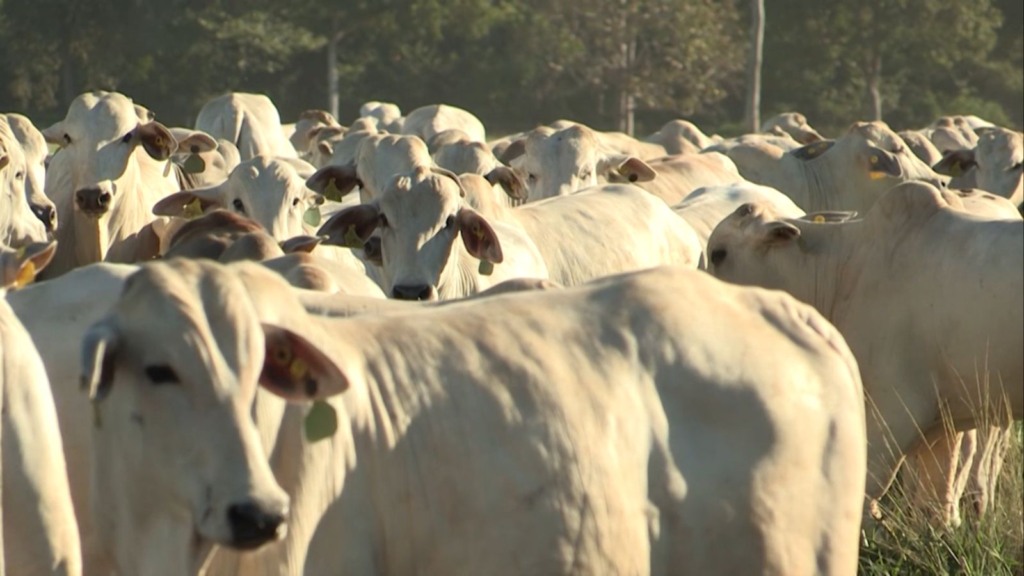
(859, 422, 1023, 576)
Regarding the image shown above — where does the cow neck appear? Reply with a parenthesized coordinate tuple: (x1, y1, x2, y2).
(438, 242, 481, 299)
(792, 153, 841, 213)
(786, 219, 861, 322)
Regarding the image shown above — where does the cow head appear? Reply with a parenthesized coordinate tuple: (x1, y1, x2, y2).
(317, 166, 503, 301)
(43, 91, 176, 219)
(516, 124, 655, 201)
(2, 114, 58, 232)
(0, 121, 49, 247)
(79, 259, 294, 562)
(154, 156, 323, 241)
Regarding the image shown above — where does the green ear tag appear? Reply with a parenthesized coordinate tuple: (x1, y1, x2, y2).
(478, 260, 494, 276)
(183, 197, 204, 219)
(324, 178, 345, 202)
(304, 400, 338, 443)
(183, 153, 206, 174)
(342, 225, 363, 248)
(303, 206, 322, 227)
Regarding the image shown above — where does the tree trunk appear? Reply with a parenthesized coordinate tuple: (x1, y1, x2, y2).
(866, 52, 882, 121)
(617, 37, 636, 135)
(326, 33, 340, 119)
(744, 0, 765, 133)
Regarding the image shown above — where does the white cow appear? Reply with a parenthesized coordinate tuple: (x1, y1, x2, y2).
(672, 182, 804, 256)
(152, 155, 321, 241)
(760, 112, 825, 145)
(447, 172, 703, 286)
(0, 119, 49, 248)
(317, 166, 548, 300)
(709, 121, 948, 214)
(934, 127, 1023, 209)
(508, 123, 743, 203)
(707, 181, 1023, 526)
(195, 93, 298, 161)
(0, 241, 81, 576)
(11, 259, 293, 576)
(643, 119, 712, 153)
(1, 113, 57, 233)
(138, 259, 866, 576)
(400, 104, 486, 144)
(40, 91, 178, 278)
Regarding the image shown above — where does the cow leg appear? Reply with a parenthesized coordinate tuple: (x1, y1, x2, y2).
(966, 425, 1012, 518)
(902, 428, 969, 527)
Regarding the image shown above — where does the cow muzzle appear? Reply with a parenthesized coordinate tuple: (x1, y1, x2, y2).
(226, 500, 288, 550)
(392, 283, 436, 301)
(75, 186, 113, 217)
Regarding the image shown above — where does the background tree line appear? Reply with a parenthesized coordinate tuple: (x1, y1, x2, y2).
(0, 0, 1020, 138)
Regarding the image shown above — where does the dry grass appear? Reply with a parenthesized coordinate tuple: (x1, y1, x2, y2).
(859, 422, 1023, 575)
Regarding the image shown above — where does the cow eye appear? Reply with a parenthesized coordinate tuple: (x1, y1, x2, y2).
(379, 214, 389, 228)
(292, 197, 300, 207)
(232, 198, 245, 213)
(445, 215, 456, 230)
(1012, 162, 1023, 172)
(527, 173, 537, 184)
(709, 248, 728, 267)
(122, 131, 134, 143)
(144, 365, 180, 385)
(63, 134, 72, 145)
(892, 145, 904, 154)
(14, 171, 23, 180)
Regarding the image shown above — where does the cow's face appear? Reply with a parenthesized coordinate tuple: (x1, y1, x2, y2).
(4, 114, 57, 232)
(80, 259, 290, 551)
(0, 124, 48, 247)
(707, 201, 806, 292)
(521, 125, 602, 200)
(43, 91, 175, 219)
(316, 167, 503, 301)
(975, 128, 1023, 203)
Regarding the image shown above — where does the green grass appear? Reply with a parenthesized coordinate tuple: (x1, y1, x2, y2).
(859, 423, 1024, 576)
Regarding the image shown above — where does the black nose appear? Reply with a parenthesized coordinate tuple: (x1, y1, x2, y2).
(31, 203, 57, 231)
(392, 284, 433, 301)
(75, 187, 112, 215)
(227, 501, 286, 550)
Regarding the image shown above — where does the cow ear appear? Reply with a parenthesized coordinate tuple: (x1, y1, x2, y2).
(599, 155, 657, 183)
(932, 149, 976, 178)
(41, 121, 66, 145)
(259, 323, 349, 401)
(497, 138, 526, 164)
(137, 121, 177, 161)
(790, 139, 835, 160)
(766, 221, 800, 242)
(457, 208, 503, 264)
(152, 186, 224, 218)
(306, 164, 360, 201)
(0, 154, 8, 171)
(0, 241, 57, 289)
(485, 166, 528, 200)
(864, 146, 902, 179)
(80, 320, 119, 403)
(279, 235, 323, 254)
(317, 204, 382, 248)
(317, 141, 334, 158)
(170, 129, 217, 154)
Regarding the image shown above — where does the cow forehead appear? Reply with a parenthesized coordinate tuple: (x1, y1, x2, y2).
(381, 172, 460, 221)
(65, 93, 139, 140)
(116, 261, 262, 384)
(232, 157, 297, 190)
(979, 129, 1023, 162)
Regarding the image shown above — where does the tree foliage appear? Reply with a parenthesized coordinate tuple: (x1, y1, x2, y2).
(0, 0, 1018, 136)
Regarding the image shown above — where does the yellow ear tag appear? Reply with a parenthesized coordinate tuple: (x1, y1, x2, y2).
(324, 178, 345, 202)
(183, 197, 204, 219)
(342, 225, 363, 248)
(868, 171, 887, 180)
(478, 260, 494, 276)
(813, 215, 826, 223)
(289, 357, 309, 381)
(183, 153, 206, 174)
(14, 260, 36, 288)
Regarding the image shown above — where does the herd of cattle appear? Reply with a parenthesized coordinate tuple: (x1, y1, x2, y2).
(0, 90, 1020, 575)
